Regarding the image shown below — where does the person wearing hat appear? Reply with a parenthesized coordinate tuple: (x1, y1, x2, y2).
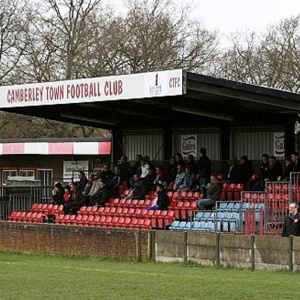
(51, 182, 64, 205)
(147, 184, 170, 211)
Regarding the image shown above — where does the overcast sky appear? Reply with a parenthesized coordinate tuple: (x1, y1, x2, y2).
(111, 0, 300, 37)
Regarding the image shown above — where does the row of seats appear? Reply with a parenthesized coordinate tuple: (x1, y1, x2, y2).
(169, 219, 239, 233)
(168, 191, 202, 202)
(220, 183, 244, 201)
(241, 192, 266, 203)
(106, 198, 153, 208)
(55, 214, 152, 229)
(8, 211, 45, 223)
(29, 203, 63, 215)
(172, 201, 198, 220)
(169, 201, 265, 233)
(9, 202, 176, 230)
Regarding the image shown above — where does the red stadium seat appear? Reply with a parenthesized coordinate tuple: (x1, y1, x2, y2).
(91, 215, 101, 226)
(8, 211, 19, 221)
(128, 217, 138, 229)
(71, 214, 83, 226)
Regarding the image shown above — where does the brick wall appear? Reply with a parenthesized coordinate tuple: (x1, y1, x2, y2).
(0, 222, 150, 261)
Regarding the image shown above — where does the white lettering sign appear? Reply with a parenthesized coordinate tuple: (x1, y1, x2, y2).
(181, 135, 197, 157)
(63, 160, 89, 180)
(274, 132, 285, 157)
(0, 70, 183, 108)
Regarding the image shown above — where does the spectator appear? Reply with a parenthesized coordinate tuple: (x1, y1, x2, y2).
(147, 184, 170, 211)
(173, 164, 185, 191)
(82, 173, 95, 197)
(178, 165, 198, 192)
(197, 147, 212, 193)
(131, 154, 143, 176)
(282, 202, 300, 237)
(153, 165, 169, 189)
(51, 182, 64, 205)
(291, 152, 300, 171)
(245, 153, 269, 191)
(144, 155, 154, 170)
(88, 171, 102, 202)
(76, 170, 88, 193)
(252, 156, 282, 191)
(88, 179, 115, 207)
(236, 155, 254, 185)
(108, 165, 121, 197)
(142, 166, 156, 192)
(140, 158, 150, 179)
(63, 182, 86, 214)
(196, 174, 223, 210)
(118, 155, 132, 182)
(281, 156, 296, 181)
(100, 163, 114, 183)
(63, 185, 71, 203)
(175, 153, 185, 170)
(224, 156, 239, 182)
(264, 156, 283, 182)
(186, 154, 198, 175)
(125, 173, 144, 200)
(167, 155, 177, 182)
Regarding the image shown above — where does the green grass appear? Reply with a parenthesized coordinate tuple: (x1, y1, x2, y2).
(0, 252, 299, 300)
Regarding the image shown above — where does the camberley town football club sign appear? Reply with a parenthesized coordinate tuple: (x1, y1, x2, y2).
(0, 69, 183, 108)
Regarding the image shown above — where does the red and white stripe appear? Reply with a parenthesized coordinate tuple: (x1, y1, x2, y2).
(0, 141, 111, 155)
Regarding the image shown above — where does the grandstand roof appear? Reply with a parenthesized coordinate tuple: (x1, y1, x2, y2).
(1, 69, 300, 130)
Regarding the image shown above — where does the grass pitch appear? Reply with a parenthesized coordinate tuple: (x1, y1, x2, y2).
(0, 252, 299, 300)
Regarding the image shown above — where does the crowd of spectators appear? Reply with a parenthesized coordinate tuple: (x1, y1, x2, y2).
(50, 149, 300, 214)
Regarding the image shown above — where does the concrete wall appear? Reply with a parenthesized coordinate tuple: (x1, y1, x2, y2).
(155, 231, 300, 271)
(1, 222, 300, 271)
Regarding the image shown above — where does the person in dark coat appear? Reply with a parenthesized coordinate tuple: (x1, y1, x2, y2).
(197, 147, 212, 193)
(236, 155, 254, 185)
(51, 181, 64, 205)
(281, 156, 296, 181)
(167, 156, 177, 182)
(88, 179, 116, 207)
(147, 184, 170, 211)
(282, 202, 300, 237)
(76, 171, 88, 193)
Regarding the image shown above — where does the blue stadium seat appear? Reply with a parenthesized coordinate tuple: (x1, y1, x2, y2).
(182, 221, 192, 231)
(217, 202, 228, 210)
(178, 221, 188, 231)
(169, 220, 180, 230)
(194, 211, 204, 221)
(192, 221, 206, 231)
(205, 220, 215, 232)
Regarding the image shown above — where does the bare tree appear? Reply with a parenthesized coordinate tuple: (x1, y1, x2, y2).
(216, 15, 300, 92)
(108, 0, 220, 74)
(0, 0, 220, 138)
(0, 0, 30, 85)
